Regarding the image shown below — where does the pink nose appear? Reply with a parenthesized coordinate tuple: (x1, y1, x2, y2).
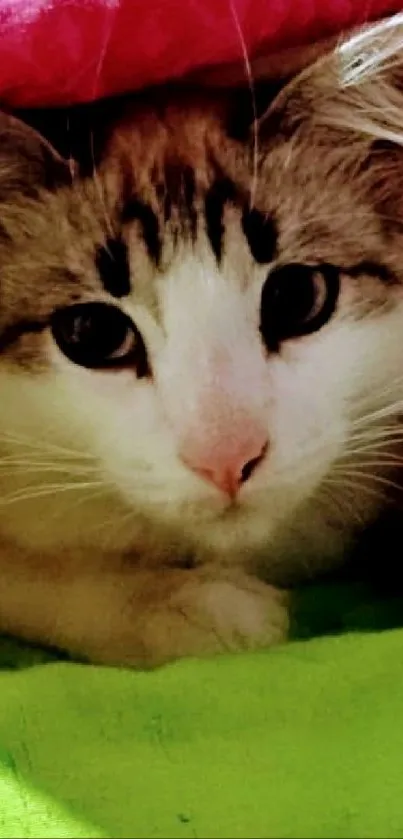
(180, 430, 269, 497)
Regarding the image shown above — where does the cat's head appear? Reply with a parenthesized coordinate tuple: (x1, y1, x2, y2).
(2, 16, 403, 567)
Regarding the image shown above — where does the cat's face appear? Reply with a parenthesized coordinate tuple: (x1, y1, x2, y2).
(2, 31, 403, 569)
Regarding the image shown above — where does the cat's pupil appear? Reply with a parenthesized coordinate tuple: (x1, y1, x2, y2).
(260, 263, 340, 351)
(50, 302, 148, 374)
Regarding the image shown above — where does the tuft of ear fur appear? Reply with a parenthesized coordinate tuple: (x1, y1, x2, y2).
(321, 12, 403, 145)
(0, 110, 70, 200)
(247, 14, 403, 247)
(338, 13, 403, 89)
(321, 14, 403, 230)
(257, 14, 403, 144)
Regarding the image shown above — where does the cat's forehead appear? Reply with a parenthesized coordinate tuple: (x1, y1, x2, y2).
(110, 90, 386, 254)
(102, 95, 260, 263)
(95, 94, 381, 274)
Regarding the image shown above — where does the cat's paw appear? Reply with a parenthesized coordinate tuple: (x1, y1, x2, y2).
(141, 574, 289, 666)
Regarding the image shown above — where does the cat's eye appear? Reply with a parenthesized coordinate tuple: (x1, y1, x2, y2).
(50, 302, 148, 375)
(260, 263, 340, 350)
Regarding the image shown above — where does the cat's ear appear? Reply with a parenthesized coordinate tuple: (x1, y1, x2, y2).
(264, 15, 403, 141)
(0, 110, 70, 199)
(232, 15, 403, 149)
(199, 37, 336, 143)
(309, 15, 403, 140)
(16, 98, 123, 178)
(298, 15, 403, 225)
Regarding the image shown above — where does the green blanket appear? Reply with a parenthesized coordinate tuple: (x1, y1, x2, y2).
(0, 582, 402, 839)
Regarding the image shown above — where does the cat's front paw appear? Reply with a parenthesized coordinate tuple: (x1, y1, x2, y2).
(141, 573, 289, 666)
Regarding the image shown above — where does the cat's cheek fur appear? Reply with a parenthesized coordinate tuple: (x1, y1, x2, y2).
(2, 287, 403, 567)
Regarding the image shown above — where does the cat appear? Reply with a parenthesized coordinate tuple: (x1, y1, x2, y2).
(0, 15, 403, 668)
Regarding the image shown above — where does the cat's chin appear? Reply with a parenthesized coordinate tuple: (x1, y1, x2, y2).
(163, 496, 286, 559)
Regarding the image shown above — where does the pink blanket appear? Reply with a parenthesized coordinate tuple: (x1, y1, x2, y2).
(0, 0, 402, 108)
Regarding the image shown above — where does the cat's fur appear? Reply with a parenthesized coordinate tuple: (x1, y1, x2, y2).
(1, 16, 403, 667)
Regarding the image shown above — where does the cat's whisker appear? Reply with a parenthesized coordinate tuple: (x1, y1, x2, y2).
(0, 432, 95, 460)
(344, 438, 403, 456)
(338, 457, 403, 470)
(322, 473, 384, 504)
(331, 466, 402, 496)
(345, 434, 403, 450)
(344, 430, 403, 451)
(344, 455, 403, 470)
(351, 389, 403, 418)
(0, 480, 107, 508)
(89, 144, 116, 239)
(347, 424, 403, 442)
(0, 457, 99, 468)
(86, 2, 117, 236)
(0, 455, 101, 471)
(0, 450, 153, 480)
(228, 0, 258, 211)
(0, 467, 101, 480)
(350, 401, 403, 429)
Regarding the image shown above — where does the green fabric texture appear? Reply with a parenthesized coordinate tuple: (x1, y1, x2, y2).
(0, 584, 402, 839)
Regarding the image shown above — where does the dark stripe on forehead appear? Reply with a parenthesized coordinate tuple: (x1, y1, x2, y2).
(204, 178, 237, 262)
(242, 209, 278, 264)
(121, 199, 162, 266)
(96, 237, 131, 298)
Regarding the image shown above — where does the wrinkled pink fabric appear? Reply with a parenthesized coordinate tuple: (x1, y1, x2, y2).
(0, 0, 402, 107)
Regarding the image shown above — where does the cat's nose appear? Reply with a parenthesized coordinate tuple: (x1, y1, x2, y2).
(180, 431, 269, 498)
